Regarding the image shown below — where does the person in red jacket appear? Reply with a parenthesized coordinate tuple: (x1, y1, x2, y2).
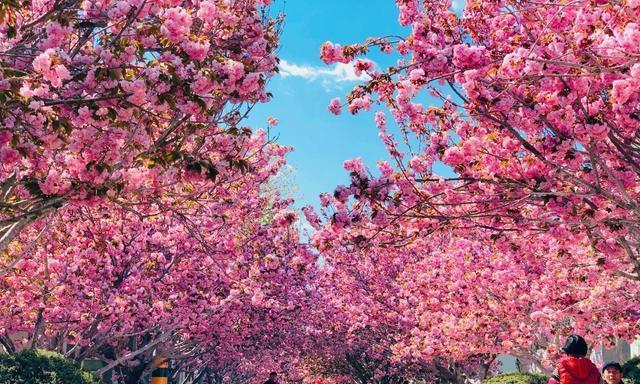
(556, 335, 601, 384)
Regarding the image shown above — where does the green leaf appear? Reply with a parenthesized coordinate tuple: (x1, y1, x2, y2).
(108, 69, 119, 80)
(6, 25, 15, 38)
(0, 349, 104, 384)
(106, 108, 117, 121)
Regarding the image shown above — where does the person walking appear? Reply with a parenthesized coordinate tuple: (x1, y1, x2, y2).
(556, 335, 600, 384)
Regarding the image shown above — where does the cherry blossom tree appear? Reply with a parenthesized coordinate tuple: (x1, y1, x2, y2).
(0, 1, 325, 382)
(299, 324, 483, 384)
(310, 205, 639, 374)
(0, 132, 318, 383)
(313, 0, 640, 375)
(291, 258, 497, 384)
(0, 0, 281, 257)
(320, 0, 640, 278)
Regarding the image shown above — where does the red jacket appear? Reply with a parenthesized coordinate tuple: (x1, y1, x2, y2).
(557, 356, 600, 384)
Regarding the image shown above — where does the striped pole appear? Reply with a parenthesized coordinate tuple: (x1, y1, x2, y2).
(151, 357, 169, 384)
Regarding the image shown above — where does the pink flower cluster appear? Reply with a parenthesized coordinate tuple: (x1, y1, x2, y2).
(353, 59, 374, 76)
(31, 49, 71, 88)
(320, 42, 350, 64)
(328, 97, 342, 115)
(161, 7, 193, 43)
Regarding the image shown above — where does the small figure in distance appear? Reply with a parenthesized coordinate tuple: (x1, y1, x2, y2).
(263, 371, 278, 384)
(602, 361, 624, 384)
(557, 334, 600, 384)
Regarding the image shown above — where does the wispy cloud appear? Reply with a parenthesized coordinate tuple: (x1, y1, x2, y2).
(278, 60, 372, 89)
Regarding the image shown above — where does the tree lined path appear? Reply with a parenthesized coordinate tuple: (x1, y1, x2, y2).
(0, 0, 639, 383)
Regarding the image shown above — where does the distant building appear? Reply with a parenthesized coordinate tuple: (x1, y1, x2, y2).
(590, 337, 640, 366)
(631, 337, 640, 358)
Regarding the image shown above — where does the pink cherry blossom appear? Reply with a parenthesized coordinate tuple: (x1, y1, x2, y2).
(314, 0, 640, 376)
(328, 97, 342, 115)
(161, 7, 193, 43)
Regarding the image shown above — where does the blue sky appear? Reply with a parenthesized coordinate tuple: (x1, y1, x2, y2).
(246, 1, 409, 207)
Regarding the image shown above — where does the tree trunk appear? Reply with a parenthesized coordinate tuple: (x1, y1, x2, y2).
(0, 333, 15, 354)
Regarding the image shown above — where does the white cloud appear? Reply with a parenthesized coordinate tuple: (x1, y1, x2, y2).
(278, 60, 372, 85)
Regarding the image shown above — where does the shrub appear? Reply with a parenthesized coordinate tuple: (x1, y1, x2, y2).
(484, 372, 548, 384)
(0, 349, 103, 384)
(623, 356, 640, 384)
